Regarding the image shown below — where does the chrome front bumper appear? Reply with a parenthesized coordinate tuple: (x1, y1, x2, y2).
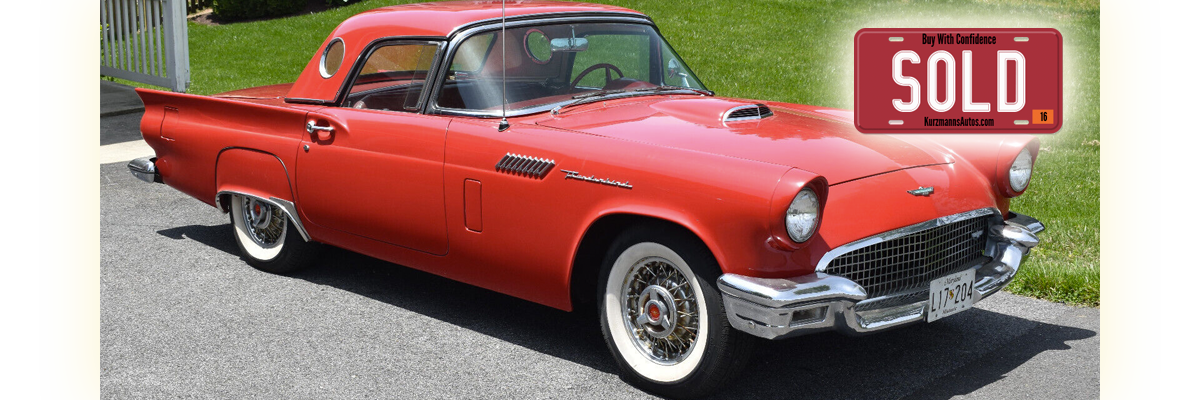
(717, 211, 1043, 340)
(128, 156, 161, 183)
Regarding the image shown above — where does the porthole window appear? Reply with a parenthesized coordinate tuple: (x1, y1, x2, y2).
(320, 38, 345, 78)
(524, 30, 551, 64)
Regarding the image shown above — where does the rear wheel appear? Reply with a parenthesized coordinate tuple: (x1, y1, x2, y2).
(598, 224, 754, 398)
(229, 194, 319, 274)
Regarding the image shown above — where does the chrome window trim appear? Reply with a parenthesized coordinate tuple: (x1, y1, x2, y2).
(436, 89, 670, 118)
(332, 38, 447, 112)
(426, 15, 660, 117)
(813, 207, 1003, 272)
(444, 11, 653, 39)
(283, 97, 327, 105)
(319, 37, 346, 79)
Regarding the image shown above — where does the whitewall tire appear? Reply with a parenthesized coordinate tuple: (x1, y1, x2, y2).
(598, 224, 754, 399)
(229, 194, 319, 274)
(604, 242, 709, 382)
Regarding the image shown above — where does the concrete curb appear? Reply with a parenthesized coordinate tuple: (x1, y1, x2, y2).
(101, 108, 145, 118)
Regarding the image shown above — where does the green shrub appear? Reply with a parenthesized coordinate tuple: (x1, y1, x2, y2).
(213, 0, 306, 21)
(326, 0, 359, 6)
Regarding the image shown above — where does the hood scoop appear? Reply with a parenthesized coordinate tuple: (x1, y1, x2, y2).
(723, 104, 773, 122)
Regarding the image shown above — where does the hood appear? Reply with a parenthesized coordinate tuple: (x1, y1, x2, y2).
(532, 96, 952, 184)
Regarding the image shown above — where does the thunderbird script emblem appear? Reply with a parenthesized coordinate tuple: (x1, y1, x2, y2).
(561, 169, 633, 189)
(907, 186, 934, 196)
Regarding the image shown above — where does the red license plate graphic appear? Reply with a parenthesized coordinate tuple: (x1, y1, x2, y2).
(854, 28, 1062, 133)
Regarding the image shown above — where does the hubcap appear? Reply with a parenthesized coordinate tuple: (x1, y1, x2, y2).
(241, 197, 285, 247)
(622, 257, 700, 365)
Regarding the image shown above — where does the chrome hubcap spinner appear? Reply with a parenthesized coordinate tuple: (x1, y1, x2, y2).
(636, 285, 677, 339)
(241, 197, 285, 247)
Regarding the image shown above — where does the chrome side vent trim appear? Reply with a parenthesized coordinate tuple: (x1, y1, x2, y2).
(496, 153, 556, 179)
(723, 103, 774, 122)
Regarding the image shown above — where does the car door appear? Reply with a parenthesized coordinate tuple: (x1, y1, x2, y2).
(296, 41, 451, 255)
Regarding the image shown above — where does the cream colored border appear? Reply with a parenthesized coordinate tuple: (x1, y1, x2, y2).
(1161, 0, 1190, 396)
(38, 0, 99, 396)
(1099, 1, 1156, 396)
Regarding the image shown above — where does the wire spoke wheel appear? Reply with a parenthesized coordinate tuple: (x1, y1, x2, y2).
(228, 193, 320, 274)
(602, 240, 711, 385)
(240, 196, 286, 247)
(599, 226, 755, 398)
(623, 257, 700, 365)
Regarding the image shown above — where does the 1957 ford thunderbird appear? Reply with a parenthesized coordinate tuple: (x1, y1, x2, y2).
(128, 1, 1044, 397)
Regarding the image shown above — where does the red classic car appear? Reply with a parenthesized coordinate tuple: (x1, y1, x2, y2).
(128, 1, 1044, 397)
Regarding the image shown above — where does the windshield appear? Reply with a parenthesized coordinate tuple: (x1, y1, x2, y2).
(435, 22, 707, 114)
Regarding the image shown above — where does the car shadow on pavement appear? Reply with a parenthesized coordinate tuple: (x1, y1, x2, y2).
(723, 310, 1096, 399)
(156, 225, 620, 374)
(292, 246, 622, 375)
(157, 224, 239, 257)
(157, 223, 1097, 399)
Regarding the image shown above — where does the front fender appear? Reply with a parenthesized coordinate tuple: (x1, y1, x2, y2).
(569, 165, 828, 280)
(915, 135, 1040, 199)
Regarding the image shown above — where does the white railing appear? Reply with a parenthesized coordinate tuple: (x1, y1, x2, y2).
(100, 0, 190, 92)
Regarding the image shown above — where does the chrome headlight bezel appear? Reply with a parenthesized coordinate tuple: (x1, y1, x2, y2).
(1008, 147, 1033, 192)
(785, 188, 821, 243)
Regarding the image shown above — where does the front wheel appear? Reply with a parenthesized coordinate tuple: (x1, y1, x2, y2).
(598, 225, 754, 398)
(229, 194, 319, 274)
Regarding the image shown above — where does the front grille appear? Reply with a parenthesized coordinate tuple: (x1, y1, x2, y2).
(825, 216, 990, 301)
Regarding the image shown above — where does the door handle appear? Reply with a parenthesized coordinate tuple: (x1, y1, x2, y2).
(306, 121, 334, 141)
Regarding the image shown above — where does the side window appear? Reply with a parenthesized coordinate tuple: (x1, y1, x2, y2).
(343, 43, 439, 112)
(569, 34, 649, 88)
(449, 33, 496, 73)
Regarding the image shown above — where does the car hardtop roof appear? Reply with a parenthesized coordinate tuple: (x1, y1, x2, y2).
(285, 0, 647, 104)
(358, 0, 643, 36)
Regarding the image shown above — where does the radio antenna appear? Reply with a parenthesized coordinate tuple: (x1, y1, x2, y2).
(498, 0, 510, 132)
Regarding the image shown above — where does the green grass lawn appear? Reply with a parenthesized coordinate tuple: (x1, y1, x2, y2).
(121, 0, 1099, 306)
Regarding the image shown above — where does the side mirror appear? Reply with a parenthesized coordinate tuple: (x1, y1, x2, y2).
(550, 37, 589, 52)
(667, 58, 691, 86)
(667, 59, 682, 77)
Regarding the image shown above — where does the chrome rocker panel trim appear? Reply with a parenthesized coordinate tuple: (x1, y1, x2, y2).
(717, 209, 1042, 340)
(127, 156, 161, 184)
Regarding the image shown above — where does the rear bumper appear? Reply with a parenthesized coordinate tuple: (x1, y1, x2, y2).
(128, 156, 161, 183)
(717, 211, 1043, 340)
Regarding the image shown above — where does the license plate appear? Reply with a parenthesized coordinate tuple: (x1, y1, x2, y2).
(854, 28, 1062, 134)
(927, 268, 976, 322)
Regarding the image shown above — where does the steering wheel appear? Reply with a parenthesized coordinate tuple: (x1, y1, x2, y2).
(570, 63, 625, 89)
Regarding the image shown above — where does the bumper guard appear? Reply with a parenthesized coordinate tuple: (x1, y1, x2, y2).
(128, 156, 161, 184)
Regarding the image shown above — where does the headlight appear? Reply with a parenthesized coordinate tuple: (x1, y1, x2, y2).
(1008, 148, 1033, 192)
(786, 188, 820, 242)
